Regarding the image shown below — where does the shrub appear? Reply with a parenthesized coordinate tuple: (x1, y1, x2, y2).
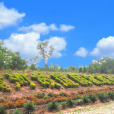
(75, 99, 83, 106)
(61, 102, 67, 109)
(23, 81, 28, 86)
(55, 83, 61, 89)
(66, 99, 74, 107)
(59, 92, 65, 96)
(82, 95, 91, 104)
(41, 82, 47, 88)
(98, 92, 109, 102)
(35, 93, 45, 99)
(2, 87, 7, 92)
(15, 82, 21, 91)
(4, 73, 9, 79)
(48, 92, 53, 97)
(107, 91, 114, 100)
(6, 88, 11, 92)
(89, 94, 97, 103)
(30, 83, 36, 89)
(50, 83, 55, 89)
(47, 101, 59, 112)
(63, 83, 68, 88)
(11, 108, 22, 114)
(0, 105, 6, 114)
(31, 75, 37, 80)
(23, 102, 36, 114)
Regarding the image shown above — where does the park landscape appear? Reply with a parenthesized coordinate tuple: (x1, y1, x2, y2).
(0, 69, 114, 113)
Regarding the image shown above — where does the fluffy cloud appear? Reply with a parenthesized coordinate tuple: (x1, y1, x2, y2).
(74, 47, 88, 57)
(0, 2, 25, 29)
(19, 23, 58, 34)
(60, 24, 75, 31)
(2, 33, 66, 60)
(19, 23, 75, 34)
(90, 36, 114, 57)
(48, 36, 66, 58)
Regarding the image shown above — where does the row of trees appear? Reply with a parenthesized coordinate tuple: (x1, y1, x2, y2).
(1, 40, 114, 74)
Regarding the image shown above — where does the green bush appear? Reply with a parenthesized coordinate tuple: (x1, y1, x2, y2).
(30, 83, 36, 89)
(61, 102, 67, 109)
(59, 92, 65, 96)
(35, 93, 45, 99)
(15, 82, 21, 91)
(23, 102, 36, 114)
(89, 94, 97, 103)
(55, 83, 61, 89)
(50, 83, 55, 89)
(48, 92, 53, 97)
(82, 95, 91, 104)
(41, 82, 47, 88)
(4, 73, 9, 79)
(63, 83, 68, 88)
(0, 105, 6, 114)
(47, 101, 59, 112)
(107, 91, 114, 100)
(75, 99, 84, 106)
(98, 92, 109, 102)
(6, 88, 11, 92)
(23, 81, 28, 86)
(66, 99, 74, 107)
(2, 87, 7, 92)
(11, 108, 22, 114)
(31, 75, 37, 80)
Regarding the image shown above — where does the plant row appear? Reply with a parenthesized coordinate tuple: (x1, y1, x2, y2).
(67, 73, 93, 86)
(0, 75, 11, 92)
(81, 74, 104, 86)
(50, 73, 79, 88)
(4, 73, 36, 90)
(31, 72, 61, 89)
(94, 75, 113, 85)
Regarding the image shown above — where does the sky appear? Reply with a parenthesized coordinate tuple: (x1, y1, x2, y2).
(0, 0, 114, 68)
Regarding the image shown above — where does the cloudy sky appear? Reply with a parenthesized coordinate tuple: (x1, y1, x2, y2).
(0, 0, 114, 68)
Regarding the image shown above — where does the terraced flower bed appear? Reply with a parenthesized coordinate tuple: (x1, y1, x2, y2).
(31, 72, 61, 89)
(50, 73, 79, 88)
(4, 73, 36, 90)
(67, 73, 93, 86)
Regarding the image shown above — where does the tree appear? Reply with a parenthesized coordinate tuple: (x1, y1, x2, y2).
(36, 40, 54, 68)
(83, 67, 86, 73)
(79, 67, 82, 73)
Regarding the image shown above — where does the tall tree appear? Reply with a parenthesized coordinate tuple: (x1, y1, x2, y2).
(36, 40, 54, 68)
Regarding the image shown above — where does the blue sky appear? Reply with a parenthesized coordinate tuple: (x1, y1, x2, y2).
(0, 0, 114, 68)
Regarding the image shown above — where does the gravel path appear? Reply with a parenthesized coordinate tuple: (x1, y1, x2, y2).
(58, 102, 114, 114)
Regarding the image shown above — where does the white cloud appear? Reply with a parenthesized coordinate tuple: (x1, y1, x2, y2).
(60, 24, 75, 31)
(0, 2, 25, 29)
(19, 23, 58, 34)
(2, 33, 66, 60)
(19, 23, 75, 34)
(90, 36, 114, 57)
(48, 36, 66, 58)
(74, 47, 88, 57)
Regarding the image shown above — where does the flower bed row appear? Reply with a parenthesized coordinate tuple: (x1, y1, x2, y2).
(81, 74, 104, 86)
(31, 73, 61, 89)
(0, 75, 11, 92)
(1, 86, 114, 109)
(67, 73, 93, 86)
(4, 73, 36, 90)
(50, 73, 79, 88)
